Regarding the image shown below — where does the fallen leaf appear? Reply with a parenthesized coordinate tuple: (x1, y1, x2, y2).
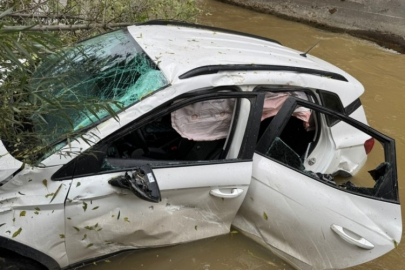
(76, 182, 81, 187)
(34, 207, 40, 211)
(86, 243, 93, 248)
(117, 211, 120, 220)
(42, 179, 48, 189)
(0, 223, 5, 227)
(92, 206, 99, 210)
(12, 228, 22, 238)
(50, 184, 62, 203)
(73, 227, 80, 232)
(45, 193, 54, 198)
(195, 225, 198, 231)
(34, 211, 39, 215)
(82, 202, 88, 212)
(263, 212, 268, 221)
(82, 234, 87, 240)
(97, 228, 102, 231)
(104, 259, 111, 263)
(18, 191, 25, 195)
(60, 234, 65, 239)
(124, 217, 130, 223)
(230, 230, 238, 234)
(20, 211, 26, 217)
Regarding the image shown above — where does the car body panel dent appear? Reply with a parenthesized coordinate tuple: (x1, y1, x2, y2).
(0, 166, 70, 268)
(64, 161, 252, 265)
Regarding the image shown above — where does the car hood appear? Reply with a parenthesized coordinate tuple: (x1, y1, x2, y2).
(0, 140, 23, 181)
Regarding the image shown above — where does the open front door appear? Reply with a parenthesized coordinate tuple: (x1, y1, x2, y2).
(233, 97, 401, 269)
(62, 91, 264, 265)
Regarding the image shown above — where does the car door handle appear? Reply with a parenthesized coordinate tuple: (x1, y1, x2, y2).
(210, 188, 244, 199)
(331, 224, 374, 250)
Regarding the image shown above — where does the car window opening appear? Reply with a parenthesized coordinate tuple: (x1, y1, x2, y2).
(258, 104, 396, 202)
(70, 97, 243, 177)
(258, 91, 317, 158)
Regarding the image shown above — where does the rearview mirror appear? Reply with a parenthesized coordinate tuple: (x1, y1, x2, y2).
(108, 165, 161, 203)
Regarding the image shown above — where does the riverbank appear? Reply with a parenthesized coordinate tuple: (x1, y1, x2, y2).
(217, 0, 405, 53)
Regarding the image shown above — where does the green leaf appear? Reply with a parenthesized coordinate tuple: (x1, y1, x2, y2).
(86, 243, 94, 249)
(82, 234, 87, 240)
(12, 228, 22, 238)
(50, 184, 63, 203)
(60, 234, 65, 239)
(20, 211, 26, 217)
(34, 207, 40, 211)
(124, 217, 129, 223)
(92, 206, 99, 210)
(194, 225, 197, 231)
(42, 179, 48, 188)
(45, 193, 54, 198)
(263, 212, 268, 221)
(76, 182, 81, 187)
(82, 202, 88, 212)
(73, 227, 80, 232)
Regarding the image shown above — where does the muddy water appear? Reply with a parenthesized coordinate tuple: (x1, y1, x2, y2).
(82, 0, 405, 269)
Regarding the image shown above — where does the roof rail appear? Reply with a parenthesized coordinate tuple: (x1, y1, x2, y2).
(137, 20, 282, 45)
(179, 64, 348, 82)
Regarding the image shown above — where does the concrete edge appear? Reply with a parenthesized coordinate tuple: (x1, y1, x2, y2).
(217, 0, 405, 54)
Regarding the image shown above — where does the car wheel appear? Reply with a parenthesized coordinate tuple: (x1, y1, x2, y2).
(0, 249, 47, 270)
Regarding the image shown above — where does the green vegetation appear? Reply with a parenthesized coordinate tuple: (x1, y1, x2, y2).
(0, 1, 202, 164)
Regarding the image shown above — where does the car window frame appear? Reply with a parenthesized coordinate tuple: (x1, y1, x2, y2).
(253, 86, 322, 156)
(51, 88, 265, 181)
(256, 96, 399, 204)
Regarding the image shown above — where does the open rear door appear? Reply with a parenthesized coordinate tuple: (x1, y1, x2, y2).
(233, 97, 401, 269)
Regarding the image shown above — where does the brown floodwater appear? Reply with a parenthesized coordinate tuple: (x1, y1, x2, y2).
(81, 0, 405, 269)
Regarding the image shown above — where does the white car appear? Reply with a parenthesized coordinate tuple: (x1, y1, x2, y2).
(0, 21, 401, 270)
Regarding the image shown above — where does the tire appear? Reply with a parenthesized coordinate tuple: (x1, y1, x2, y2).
(0, 249, 47, 270)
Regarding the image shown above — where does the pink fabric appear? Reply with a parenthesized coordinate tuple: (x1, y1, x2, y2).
(171, 92, 312, 141)
(171, 99, 235, 141)
(262, 92, 311, 123)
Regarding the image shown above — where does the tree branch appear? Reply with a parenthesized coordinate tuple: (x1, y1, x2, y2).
(8, 13, 87, 21)
(3, 23, 134, 31)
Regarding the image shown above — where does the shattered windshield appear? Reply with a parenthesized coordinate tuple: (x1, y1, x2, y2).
(28, 29, 168, 157)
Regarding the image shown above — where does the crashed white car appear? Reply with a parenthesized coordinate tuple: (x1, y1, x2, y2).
(0, 21, 401, 270)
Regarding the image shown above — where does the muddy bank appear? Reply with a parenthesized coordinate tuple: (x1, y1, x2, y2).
(217, 0, 405, 53)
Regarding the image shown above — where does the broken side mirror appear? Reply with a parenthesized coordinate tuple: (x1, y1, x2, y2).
(108, 165, 161, 203)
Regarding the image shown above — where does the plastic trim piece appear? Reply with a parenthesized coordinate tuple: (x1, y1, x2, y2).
(137, 20, 281, 45)
(178, 65, 349, 82)
(345, 98, 362, 116)
(0, 236, 60, 270)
